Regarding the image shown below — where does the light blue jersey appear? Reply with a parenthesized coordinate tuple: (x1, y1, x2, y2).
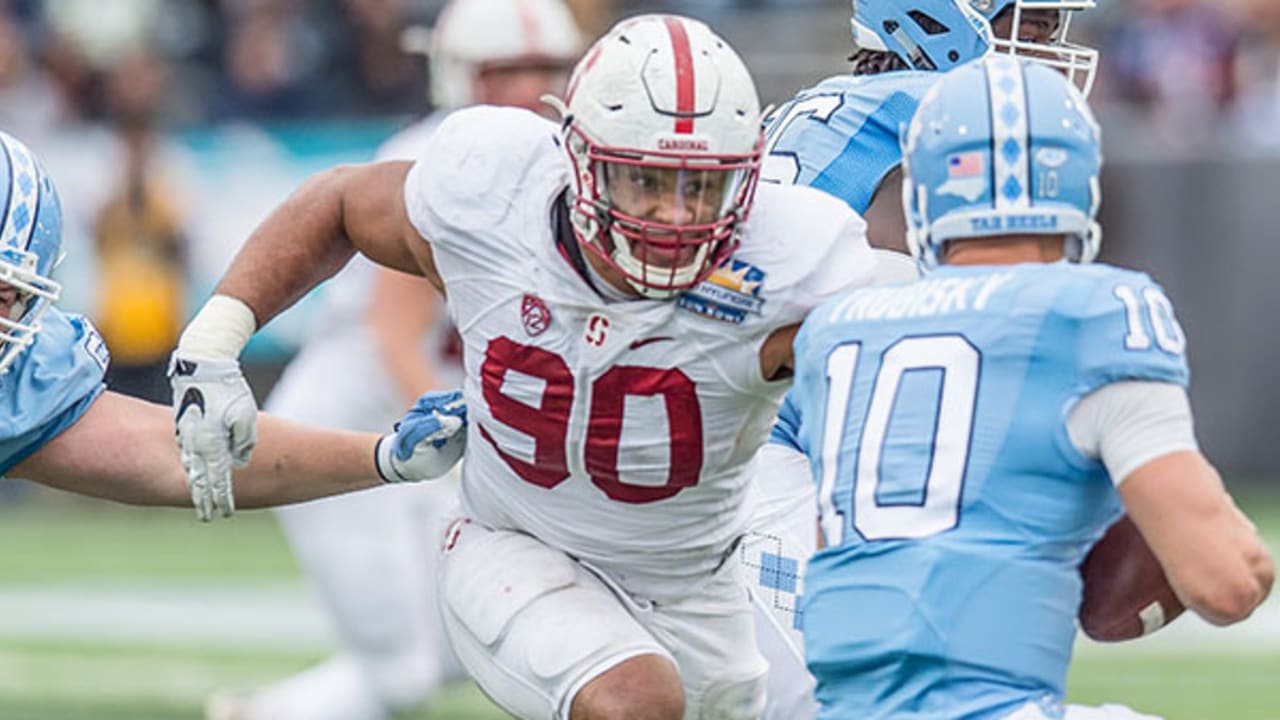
(0, 309, 109, 475)
(762, 70, 939, 214)
(763, 70, 939, 458)
(789, 263, 1189, 720)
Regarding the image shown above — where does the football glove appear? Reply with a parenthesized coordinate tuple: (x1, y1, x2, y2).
(376, 389, 467, 483)
(168, 353, 258, 522)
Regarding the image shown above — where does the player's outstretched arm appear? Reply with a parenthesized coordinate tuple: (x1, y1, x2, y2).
(12, 391, 382, 508)
(171, 160, 444, 520)
(1120, 451, 1275, 626)
(14, 389, 467, 511)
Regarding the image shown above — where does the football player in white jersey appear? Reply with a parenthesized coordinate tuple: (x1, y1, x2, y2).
(0, 130, 465, 517)
(204, 2, 584, 719)
(169, 14, 896, 719)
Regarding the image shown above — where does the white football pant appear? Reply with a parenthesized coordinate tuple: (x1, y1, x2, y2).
(438, 517, 769, 720)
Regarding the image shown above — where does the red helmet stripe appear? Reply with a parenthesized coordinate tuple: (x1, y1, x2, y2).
(663, 16, 695, 134)
(516, 0, 540, 54)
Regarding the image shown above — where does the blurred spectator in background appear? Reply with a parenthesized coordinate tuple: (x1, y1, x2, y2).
(216, 0, 327, 120)
(1230, 0, 1280, 151)
(203, 1, 583, 719)
(92, 45, 191, 403)
(1099, 0, 1240, 150)
(330, 0, 429, 116)
(0, 8, 67, 141)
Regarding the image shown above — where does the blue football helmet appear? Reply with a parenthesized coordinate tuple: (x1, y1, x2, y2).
(850, 0, 994, 72)
(0, 131, 63, 374)
(902, 54, 1101, 269)
(971, 0, 1099, 95)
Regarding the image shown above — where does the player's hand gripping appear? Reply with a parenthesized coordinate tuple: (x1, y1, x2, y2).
(376, 389, 467, 483)
(168, 353, 258, 521)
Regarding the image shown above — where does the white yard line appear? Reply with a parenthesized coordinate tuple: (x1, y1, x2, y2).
(0, 582, 335, 653)
(2, 573, 1277, 656)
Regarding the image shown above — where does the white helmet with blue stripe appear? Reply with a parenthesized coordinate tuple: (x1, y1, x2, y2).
(851, 0, 994, 72)
(902, 54, 1101, 269)
(971, 0, 1098, 95)
(0, 131, 62, 373)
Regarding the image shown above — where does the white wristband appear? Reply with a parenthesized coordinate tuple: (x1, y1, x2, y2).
(177, 295, 258, 360)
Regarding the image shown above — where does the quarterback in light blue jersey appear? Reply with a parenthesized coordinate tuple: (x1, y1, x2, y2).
(787, 56, 1273, 720)
(0, 131, 467, 520)
(745, 4, 1101, 717)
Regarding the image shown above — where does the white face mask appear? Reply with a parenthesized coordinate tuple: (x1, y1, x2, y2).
(0, 251, 61, 374)
(988, 0, 1099, 96)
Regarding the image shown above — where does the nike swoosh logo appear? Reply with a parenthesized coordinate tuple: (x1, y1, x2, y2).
(172, 359, 199, 377)
(628, 336, 674, 351)
(177, 388, 206, 421)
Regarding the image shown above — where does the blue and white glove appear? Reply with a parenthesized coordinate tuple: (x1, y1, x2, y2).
(168, 353, 258, 521)
(376, 389, 468, 483)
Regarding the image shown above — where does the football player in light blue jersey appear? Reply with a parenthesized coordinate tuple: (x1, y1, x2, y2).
(746, 4, 1100, 717)
(762, 0, 1098, 253)
(0, 131, 466, 520)
(787, 55, 1273, 720)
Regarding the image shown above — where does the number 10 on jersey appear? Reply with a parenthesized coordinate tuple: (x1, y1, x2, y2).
(817, 335, 980, 547)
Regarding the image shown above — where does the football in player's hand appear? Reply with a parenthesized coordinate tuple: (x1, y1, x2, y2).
(1079, 515, 1186, 642)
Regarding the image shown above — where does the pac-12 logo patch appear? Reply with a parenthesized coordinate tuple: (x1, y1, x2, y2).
(678, 258, 766, 324)
(521, 294, 551, 336)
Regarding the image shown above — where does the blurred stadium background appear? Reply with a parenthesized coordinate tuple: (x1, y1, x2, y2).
(0, 0, 1277, 718)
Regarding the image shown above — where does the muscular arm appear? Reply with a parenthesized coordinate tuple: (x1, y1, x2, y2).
(217, 161, 442, 328)
(1071, 381, 1275, 625)
(1120, 452, 1274, 626)
(366, 266, 444, 405)
(12, 391, 385, 508)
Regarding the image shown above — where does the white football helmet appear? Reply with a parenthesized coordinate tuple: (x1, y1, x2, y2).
(553, 14, 763, 299)
(428, 0, 583, 110)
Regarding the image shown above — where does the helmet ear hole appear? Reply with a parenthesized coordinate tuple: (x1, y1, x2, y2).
(907, 11, 949, 35)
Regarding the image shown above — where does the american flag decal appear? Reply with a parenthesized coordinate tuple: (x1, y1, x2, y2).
(948, 152, 984, 179)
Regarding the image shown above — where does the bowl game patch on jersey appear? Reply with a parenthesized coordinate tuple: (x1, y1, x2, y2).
(678, 258, 766, 324)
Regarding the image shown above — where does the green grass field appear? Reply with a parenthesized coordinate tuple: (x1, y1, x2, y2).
(1, 487, 1277, 719)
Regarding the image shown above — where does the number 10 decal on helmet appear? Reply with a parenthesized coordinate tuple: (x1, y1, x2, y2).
(546, 15, 764, 300)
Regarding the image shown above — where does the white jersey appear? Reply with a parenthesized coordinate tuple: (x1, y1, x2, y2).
(404, 106, 877, 597)
(268, 111, 462, 430)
